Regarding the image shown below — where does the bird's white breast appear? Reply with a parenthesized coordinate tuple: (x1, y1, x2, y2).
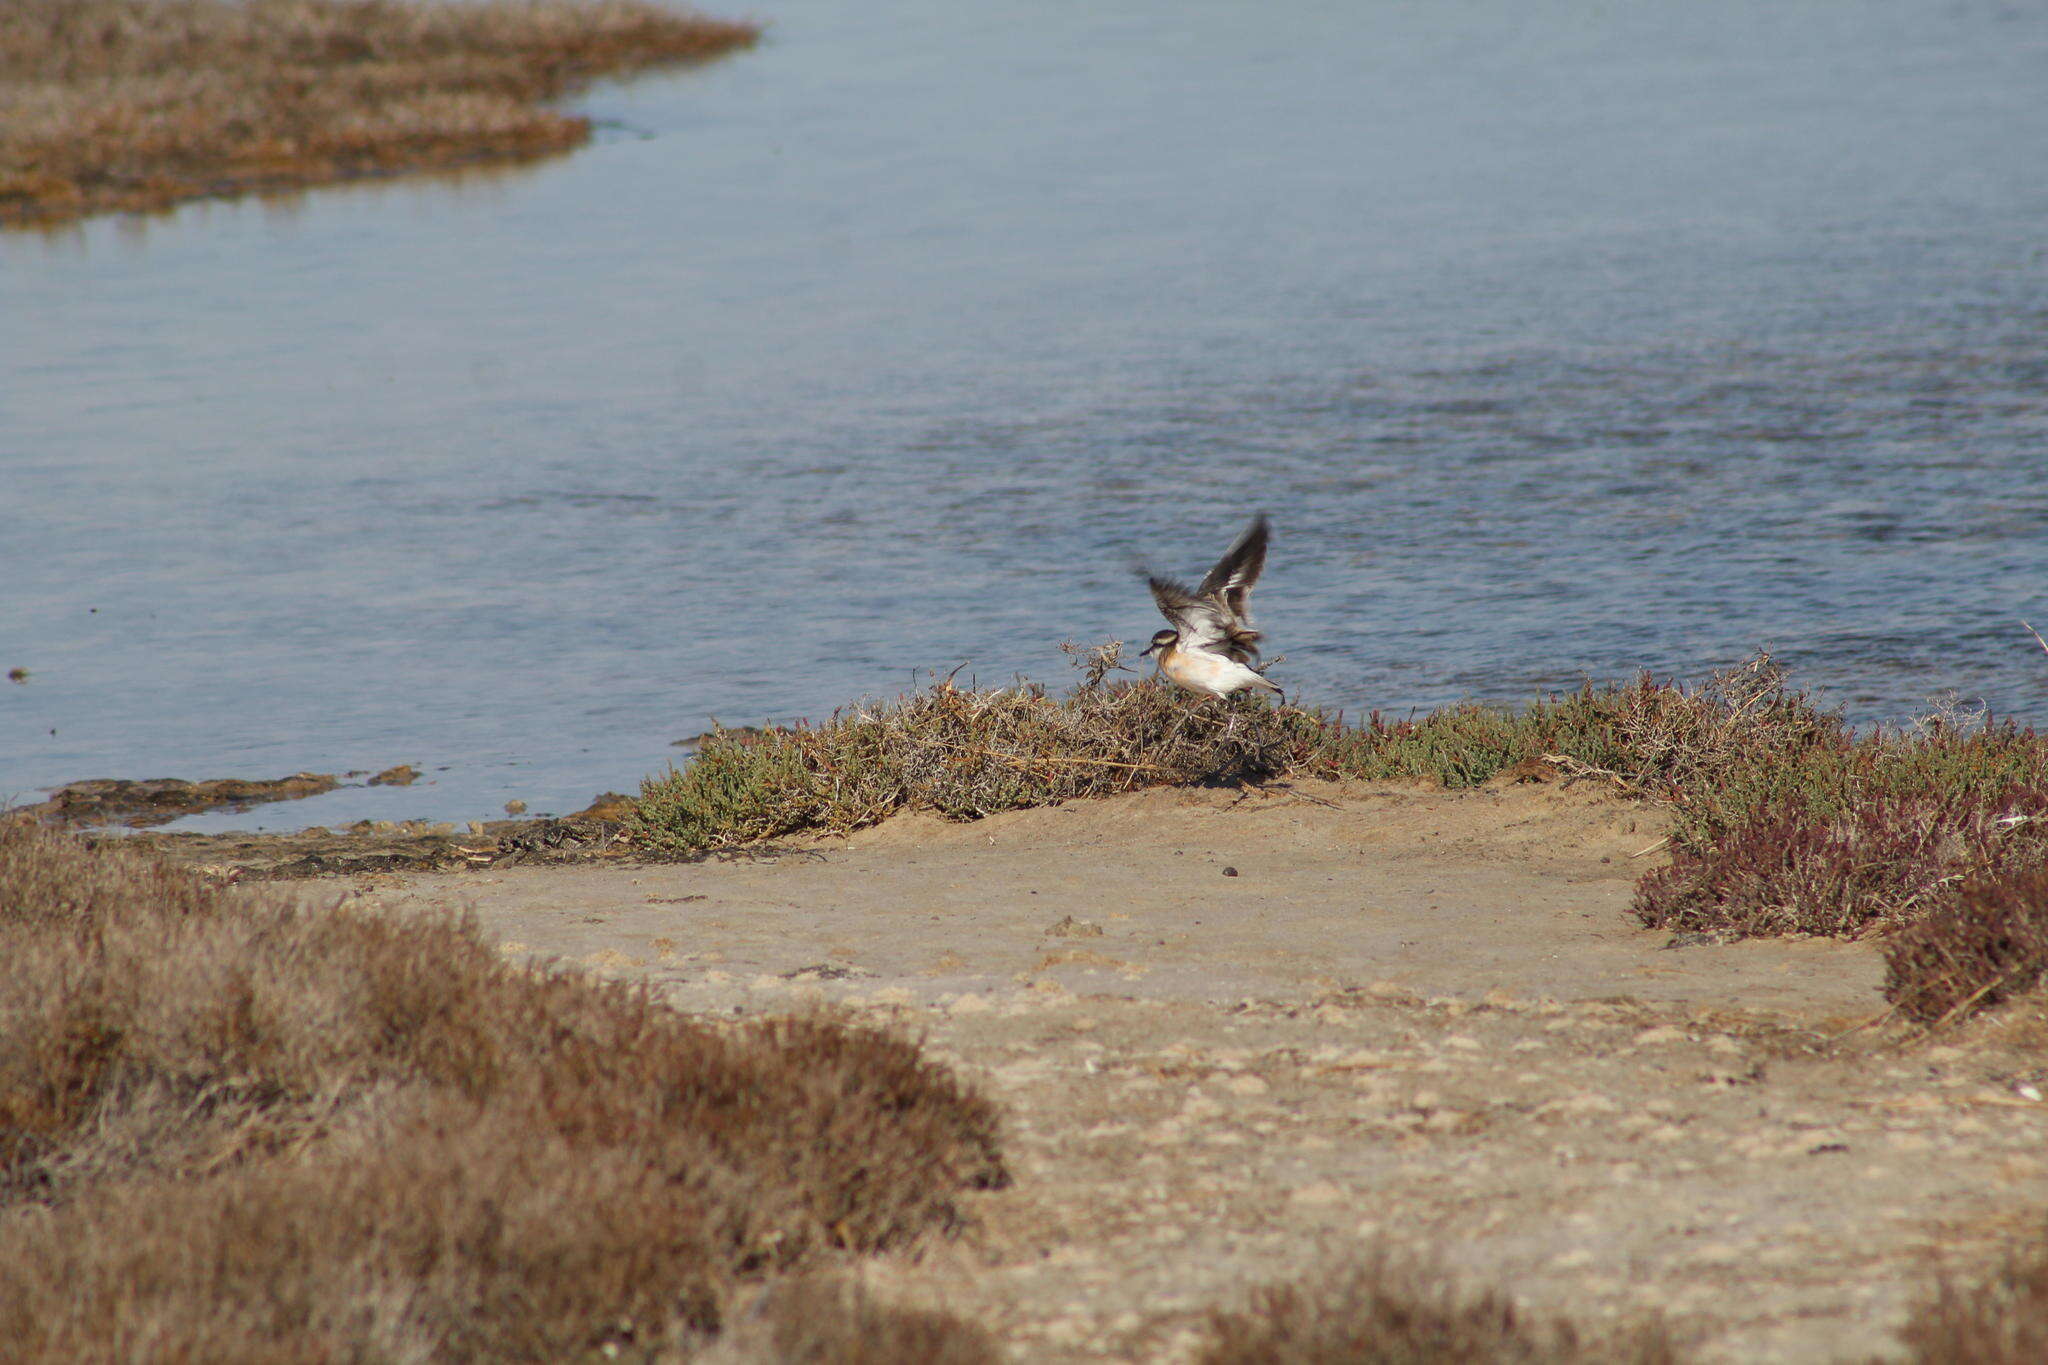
(1161, 646, 1265, 697)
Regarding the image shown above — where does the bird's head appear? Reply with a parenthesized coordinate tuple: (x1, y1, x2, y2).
(1139, 629, 1177, 658)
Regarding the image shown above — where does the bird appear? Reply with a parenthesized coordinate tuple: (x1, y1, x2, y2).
(1139, 514, 1283, 699)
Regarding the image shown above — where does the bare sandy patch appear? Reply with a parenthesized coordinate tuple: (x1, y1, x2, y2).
(357, 780, 2048, 1361)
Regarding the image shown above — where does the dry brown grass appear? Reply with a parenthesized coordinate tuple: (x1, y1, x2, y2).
(0, 820, 1003, 1360)
(742, 1276, 1003, 1364)
(1892, 1238, 2048, 1363)
(0, 0, 759, 227)
(1198, 1253, 1682, 1364)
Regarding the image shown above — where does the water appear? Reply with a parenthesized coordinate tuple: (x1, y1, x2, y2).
(5, 0, 2047, 831)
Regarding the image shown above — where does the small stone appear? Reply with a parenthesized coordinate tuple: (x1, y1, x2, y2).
(1047, 915, 1104, 938)
(1634, 1026, 1688, 1046)
(368, 764, 417, 787)
(1222, 866, 1240, 877)
(6, 667, 27, 683)
(947, 992, 992, 1015)
(503, 799, 527, 815)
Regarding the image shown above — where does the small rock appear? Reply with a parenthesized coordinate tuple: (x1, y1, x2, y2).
(6, 667, 27, 683)
(1222, 866, 1240, 877)
(1633, 1025, 1688, 1047)
(503, 799, 527, 815)
(368, 764, 417, 787)
(1047, 915, 1104, 938)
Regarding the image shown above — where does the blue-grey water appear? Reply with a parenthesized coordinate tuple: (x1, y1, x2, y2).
(5, 0, 2048, 831)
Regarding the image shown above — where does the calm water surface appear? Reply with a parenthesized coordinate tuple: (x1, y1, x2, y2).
(5, 0, 2048, 829)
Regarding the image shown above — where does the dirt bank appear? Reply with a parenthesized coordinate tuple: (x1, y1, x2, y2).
(347, 778, 2048, 1362)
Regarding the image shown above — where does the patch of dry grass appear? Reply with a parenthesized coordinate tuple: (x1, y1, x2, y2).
(1892, 1237, 2048, 1363)
(743, 1276, 1004, 1364)
(0, 820, 1002, 1360)
(1198, 1252, 1682, 1364)
(0, 0, 759, 227)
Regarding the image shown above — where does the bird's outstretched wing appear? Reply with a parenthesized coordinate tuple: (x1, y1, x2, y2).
(1196, 514, 1269, 624)
(1149, 575, 1263, 664)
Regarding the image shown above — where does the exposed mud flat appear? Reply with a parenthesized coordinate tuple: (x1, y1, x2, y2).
(103, 813, 637, 880)
(341, 779, 2048, 1362)
(14, 773, 344, 827)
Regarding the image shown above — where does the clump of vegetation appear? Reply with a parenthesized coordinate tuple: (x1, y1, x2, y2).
(0, 820, 1002, 1360)
(632, 671, 1335, 855)
(631, 649, 1840, 857)
(1198, 1252, 1681, 1364)
(1892, 1238, 2048, 1363)
(1635, 781, 2048, 940)
(1880, 863, 2048, 1024)
(0, 0, 760, 228)
(1634, 716, 2048, 939)
(744, 1277, 1003, 1365)
(1322, 652, 1843, 801)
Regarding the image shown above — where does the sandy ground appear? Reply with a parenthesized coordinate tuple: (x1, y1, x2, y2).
(352, 777, 2048, 1362)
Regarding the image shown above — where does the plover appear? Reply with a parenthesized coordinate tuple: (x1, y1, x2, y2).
(1140, 514, 1283, 699)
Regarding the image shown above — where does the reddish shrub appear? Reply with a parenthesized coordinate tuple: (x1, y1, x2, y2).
(1635, 786, 2048, 939)
(1882, 863, 2048, 1024)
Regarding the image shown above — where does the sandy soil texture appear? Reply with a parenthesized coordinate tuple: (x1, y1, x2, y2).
(353, 778, 2048, 1362)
